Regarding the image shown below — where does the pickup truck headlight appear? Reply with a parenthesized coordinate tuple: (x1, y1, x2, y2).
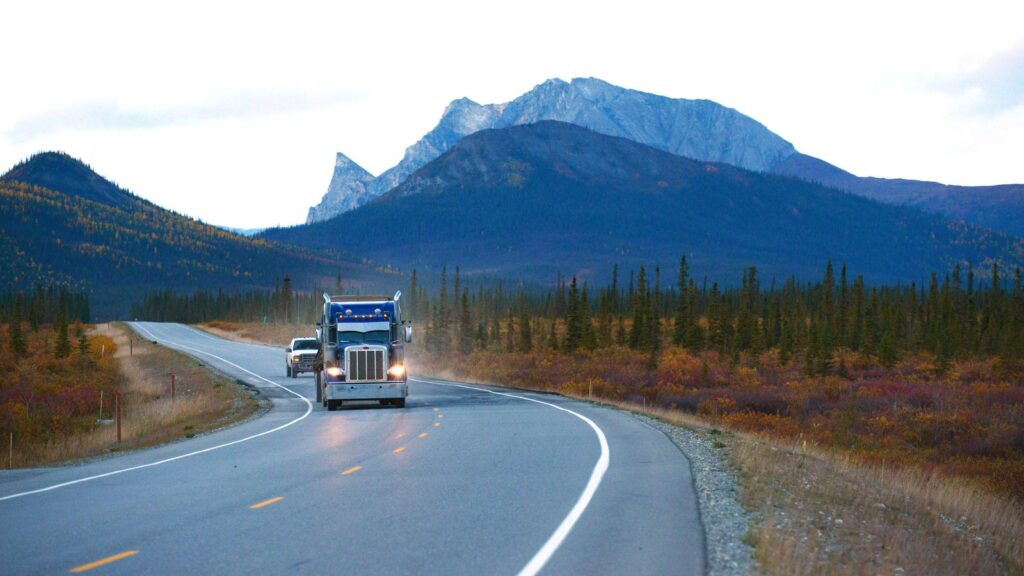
(291, 356, 300, 362)
(387, 364, 406, 378)
(326, 366, 344, 377)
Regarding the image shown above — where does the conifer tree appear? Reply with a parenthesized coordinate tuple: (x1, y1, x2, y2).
(673, 256, 691, 346)
(615, 315, 626, 346)
(505, 309, 516, 353)
(581, 283, 597, 350)
(458, 289, 473, 355)
(878, 329, 898, 367)
(548, 319, 559, 351)
(10, 294, 26, 355)
(281, 275, 293, 323)
(564, 277, 583, 353)
(54, 292, 71, 359)
(437, 267, 450, 352)
(518, 309, 533, 353)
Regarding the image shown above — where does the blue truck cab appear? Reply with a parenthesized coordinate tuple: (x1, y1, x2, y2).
(314, 292, 413, 410)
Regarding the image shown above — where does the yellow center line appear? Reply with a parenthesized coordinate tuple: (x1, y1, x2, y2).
(417, 432, 429, 439)
(434, 422, 441, 427)
(69, 550, 139, 573)
(341, 465, 363, 475)
(433, 407, 439, 411)
(393, 447, 406, 454)
(249, 496, 284, 509)
(394, 433, 406, 439)
(437, 414, 444, 419)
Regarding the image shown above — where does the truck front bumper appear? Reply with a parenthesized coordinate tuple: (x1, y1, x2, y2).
(325, 382, 408, 401)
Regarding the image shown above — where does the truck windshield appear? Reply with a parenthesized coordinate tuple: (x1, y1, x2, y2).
(338, 331, 390, 345)
(293, 340, 318, 350)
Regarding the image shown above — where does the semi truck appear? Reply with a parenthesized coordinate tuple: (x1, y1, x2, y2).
(314, 292, 412, 410)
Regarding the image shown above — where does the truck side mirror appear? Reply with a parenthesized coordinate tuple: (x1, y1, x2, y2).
(403, 324, 413, 343)
(286, 347, 292, 352)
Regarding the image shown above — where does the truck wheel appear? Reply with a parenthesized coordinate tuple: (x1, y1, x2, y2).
(315, 371, 323, 404)
(286, 365, 292, 378)
(394, 398, 406, 408)
(326, 400, 338, 411)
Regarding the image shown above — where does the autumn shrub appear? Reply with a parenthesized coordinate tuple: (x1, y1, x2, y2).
(414, 341, 1024, 498)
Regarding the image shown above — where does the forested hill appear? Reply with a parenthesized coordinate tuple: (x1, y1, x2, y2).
(1, 151, 140, 211)
(262, 121, 1024, 285)
(0, 154, 397, 318)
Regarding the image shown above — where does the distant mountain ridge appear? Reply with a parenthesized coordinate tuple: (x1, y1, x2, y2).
(1, 152, 392, 318)
(307, 78, 1024, 237)
(771, 153, 1024, 236)
(269, 121, 1024, 285)
(305, 77, 796, 222)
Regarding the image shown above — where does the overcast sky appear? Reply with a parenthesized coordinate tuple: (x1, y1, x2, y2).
(2, 1, 1022, 228)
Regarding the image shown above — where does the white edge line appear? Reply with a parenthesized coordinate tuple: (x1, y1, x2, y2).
(410, 377, 610, 576)
(0, 322, 313, 502)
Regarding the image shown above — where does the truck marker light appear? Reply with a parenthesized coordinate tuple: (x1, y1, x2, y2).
(326, 366, 344, 377)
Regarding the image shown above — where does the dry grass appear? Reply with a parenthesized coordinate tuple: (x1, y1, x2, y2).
(727, 435, 1023, 575)
(198, 321, 307, 348)
(14, 323, 260, 466)
(600, 400, 1024, 575)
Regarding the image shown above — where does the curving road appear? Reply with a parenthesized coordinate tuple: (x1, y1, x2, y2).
(0, 322, 704, 575)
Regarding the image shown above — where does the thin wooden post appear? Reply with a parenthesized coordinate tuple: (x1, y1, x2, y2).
(8, 432, 12, 469)
(99, 389, 104, 420)
(115, 391, 122, 444)
(169, 372, 176, 401)
(129, 338, 133, 356)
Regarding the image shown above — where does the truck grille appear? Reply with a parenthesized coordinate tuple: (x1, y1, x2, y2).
(346, 348, 387, 382)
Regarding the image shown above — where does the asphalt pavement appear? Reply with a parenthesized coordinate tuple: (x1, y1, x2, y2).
(0, 322, 704, 575)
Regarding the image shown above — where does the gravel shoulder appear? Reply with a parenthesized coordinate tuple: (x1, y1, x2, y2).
(632, 412, 758, 576)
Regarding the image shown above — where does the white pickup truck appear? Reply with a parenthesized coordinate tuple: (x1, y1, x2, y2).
(285, 337, 318, 378)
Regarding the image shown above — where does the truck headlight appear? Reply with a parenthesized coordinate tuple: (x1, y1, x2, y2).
(291, 356, 300, 362)
(326, 366, 344, 377)
(387, 364, 406, 378)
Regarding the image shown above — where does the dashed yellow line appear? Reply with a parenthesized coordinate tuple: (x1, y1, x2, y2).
(434, 422, 440, 427)
(393, 447, 406, 454)
(69, 550, 139, 573)
(437, 414, 444, 419)
(417, 432, 429, 439)
(341, 465, 363, 476)
(433, 407, 439, 411)
(249, 496, 284, 509)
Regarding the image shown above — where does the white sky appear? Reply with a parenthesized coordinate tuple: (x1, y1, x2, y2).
(1, 0, 1022, 228)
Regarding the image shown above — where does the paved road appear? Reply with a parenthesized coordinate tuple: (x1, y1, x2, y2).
(0, 322, 704, 575)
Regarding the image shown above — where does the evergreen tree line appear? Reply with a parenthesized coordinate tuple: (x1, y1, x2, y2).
(1, 284, 92, 358)
(407, 260, 1024, 371)
(129, 274, 349, 325)
(127, 260, 1024, 370)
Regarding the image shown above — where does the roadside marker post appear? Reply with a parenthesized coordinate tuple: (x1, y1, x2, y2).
(115, 391, 122, 444)
(129, 337, 133, 356)
(99, 389, 104, 420)
(168, 372, 176, 401)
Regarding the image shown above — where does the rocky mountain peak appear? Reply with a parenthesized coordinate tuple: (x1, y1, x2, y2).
(305, 77, 798, 222)
(305, 153, 376, 224)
